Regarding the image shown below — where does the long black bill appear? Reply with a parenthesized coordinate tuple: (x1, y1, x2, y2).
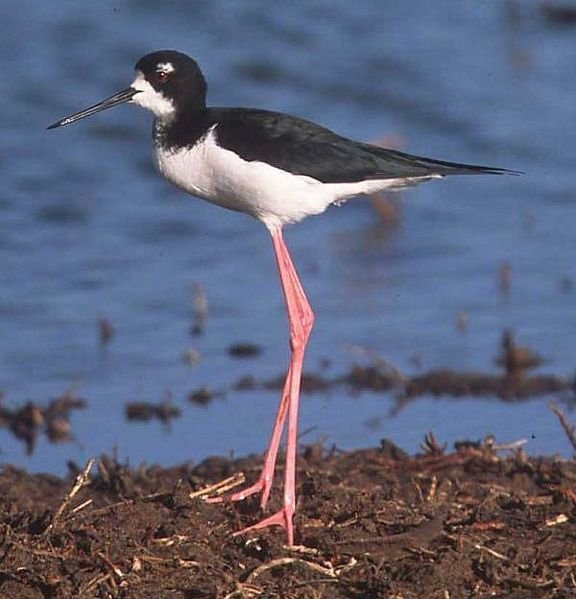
(47, 87, 140, 130)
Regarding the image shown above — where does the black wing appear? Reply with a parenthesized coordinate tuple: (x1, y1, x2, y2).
(209, 108, 515, 183)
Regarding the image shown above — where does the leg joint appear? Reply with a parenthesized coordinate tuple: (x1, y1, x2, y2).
(289, 310, 314, 352)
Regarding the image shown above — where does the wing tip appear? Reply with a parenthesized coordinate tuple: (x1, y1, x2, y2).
(472, 166, 523, 176)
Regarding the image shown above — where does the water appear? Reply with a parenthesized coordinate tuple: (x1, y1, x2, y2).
(1, 1, 575, 474)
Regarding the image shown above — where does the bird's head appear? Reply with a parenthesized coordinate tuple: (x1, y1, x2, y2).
(48, 50, 207, 129)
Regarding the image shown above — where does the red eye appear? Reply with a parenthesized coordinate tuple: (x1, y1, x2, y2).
(156, 71, 169, 82)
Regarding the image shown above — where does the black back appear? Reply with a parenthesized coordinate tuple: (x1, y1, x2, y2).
(159, 106, 511, 183)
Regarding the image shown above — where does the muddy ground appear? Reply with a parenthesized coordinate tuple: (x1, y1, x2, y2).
(0, 434, 575, 598)
(1, 328, 575, 598)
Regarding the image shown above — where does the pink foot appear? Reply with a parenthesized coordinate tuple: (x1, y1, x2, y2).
(233, 506, 295, 545)
(205, 390, 289, 510)
(204, 474, 273, 509)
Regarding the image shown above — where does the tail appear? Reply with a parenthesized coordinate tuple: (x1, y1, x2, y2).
(363, 144, 522, 179)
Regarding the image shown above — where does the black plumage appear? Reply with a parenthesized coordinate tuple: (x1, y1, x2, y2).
(209, 108, 512, 183)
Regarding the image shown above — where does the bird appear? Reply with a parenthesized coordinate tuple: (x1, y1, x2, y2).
(48, 50, 516, 545)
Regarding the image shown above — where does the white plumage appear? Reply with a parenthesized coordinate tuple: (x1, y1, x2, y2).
(155, 127, 440, 231)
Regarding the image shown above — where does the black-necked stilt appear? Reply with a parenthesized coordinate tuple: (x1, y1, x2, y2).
(48, 50, 515, 545)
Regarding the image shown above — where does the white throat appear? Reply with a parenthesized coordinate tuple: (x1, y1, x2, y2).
(129, 71, 175, 120)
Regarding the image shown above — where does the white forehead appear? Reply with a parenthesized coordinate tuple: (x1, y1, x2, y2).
(157, 62, 175, 73)
(130, 71, 175, 119)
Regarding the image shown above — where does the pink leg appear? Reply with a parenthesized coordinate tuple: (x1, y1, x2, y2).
(205, 373, 289, 509)
(205, 236, 302, 510)
(232, 227, 314, 545)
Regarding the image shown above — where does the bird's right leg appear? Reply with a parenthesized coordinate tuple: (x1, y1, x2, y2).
(205, 229, 302, 510)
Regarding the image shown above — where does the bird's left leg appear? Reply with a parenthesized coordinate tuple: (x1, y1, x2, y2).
(233, 227, 314, 545)
(204, 234, 300, 510)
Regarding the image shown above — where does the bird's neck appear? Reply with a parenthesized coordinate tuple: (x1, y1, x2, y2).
(153, 108, 209, 152)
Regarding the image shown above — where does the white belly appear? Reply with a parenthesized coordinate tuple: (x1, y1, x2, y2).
(154, 127, 437, 231)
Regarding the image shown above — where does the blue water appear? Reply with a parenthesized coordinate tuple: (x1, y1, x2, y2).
(1, 1, 575, 474)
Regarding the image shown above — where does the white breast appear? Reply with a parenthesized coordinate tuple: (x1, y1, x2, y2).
(154, 127, 438, 231)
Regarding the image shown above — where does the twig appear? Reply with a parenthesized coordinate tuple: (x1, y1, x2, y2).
(471, 542, 510, 561)
(286, 577, 340, 591)
(97, 551, 125, 578)
(80, 499, 128, 518)
(78, 573, 112, 597)
(132, 555, 200, 568)
(69, 498, 93, 514)
(550, 404, 576, 454)
(245, 557, 338, 582)
(492, 438, 528, 452)
(191, 472, 245, 500)
(9, 539, 69, 560)
(46, 457, 94, 533)
(285, 544, 320, 556)
(223, 583, 261, 599)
